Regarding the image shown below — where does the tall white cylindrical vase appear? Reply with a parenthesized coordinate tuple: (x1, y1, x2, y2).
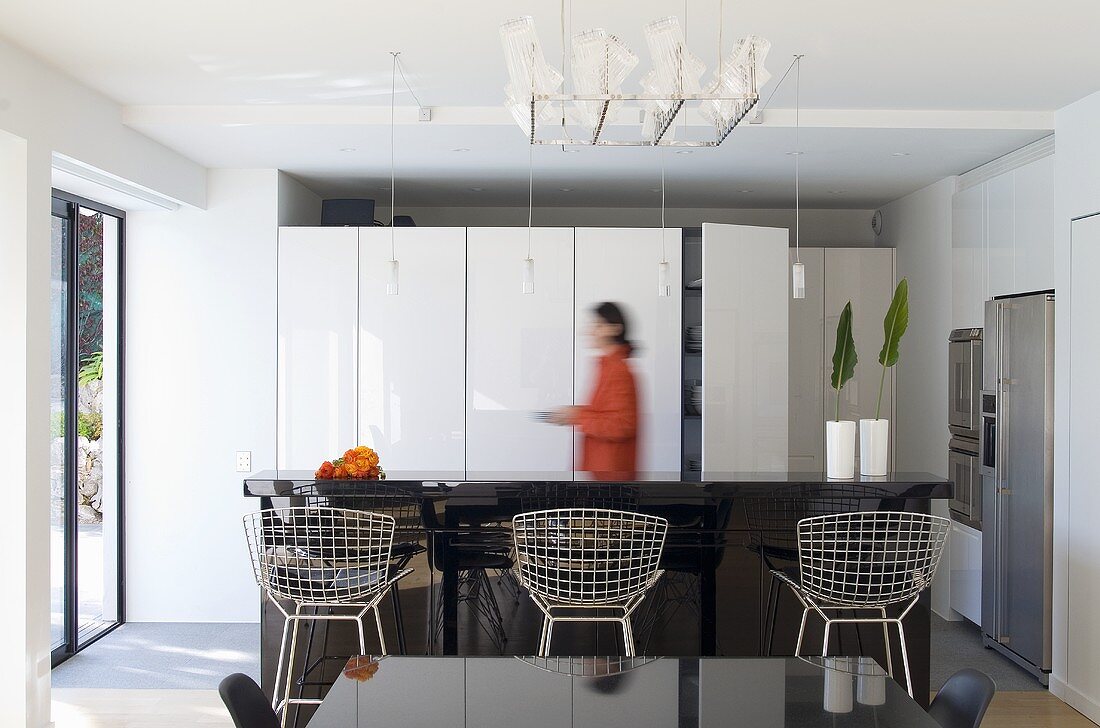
(826, 420, 856, 479)
(859, 419, 890, 476)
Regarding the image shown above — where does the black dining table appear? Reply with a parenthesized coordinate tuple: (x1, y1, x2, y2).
(305, 655, 942, 727)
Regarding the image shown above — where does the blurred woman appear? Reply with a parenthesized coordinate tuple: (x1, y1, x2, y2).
(549, 302, 640, 480)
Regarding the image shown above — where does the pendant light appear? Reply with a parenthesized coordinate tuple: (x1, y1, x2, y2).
(657, 147, 672, 297)
(523, 144, 535, 294)
(387, 52, 400, 295)
(791, 55, 805, 300)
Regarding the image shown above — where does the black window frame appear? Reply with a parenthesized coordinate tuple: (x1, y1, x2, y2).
(50, 189, 127, 667)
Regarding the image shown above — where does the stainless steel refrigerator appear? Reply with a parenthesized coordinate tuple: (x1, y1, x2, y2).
(980, 291, 1054, 684)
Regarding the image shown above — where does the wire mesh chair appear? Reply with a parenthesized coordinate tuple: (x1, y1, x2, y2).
(772, 511, 950, 697)
(292, 482, 425, 655)
(243, 507, 411, 726)
(512, 508, 668, 657)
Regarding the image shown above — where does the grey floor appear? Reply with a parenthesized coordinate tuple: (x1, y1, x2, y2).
(52, 622, 260, 689)
(52, 616, 1044, 692)
(930, 614, 1045, 691)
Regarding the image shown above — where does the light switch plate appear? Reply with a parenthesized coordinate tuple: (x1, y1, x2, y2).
(235, 451, 252, 473)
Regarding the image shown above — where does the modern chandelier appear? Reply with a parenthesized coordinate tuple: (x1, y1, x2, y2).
(500, 14, 771, 147)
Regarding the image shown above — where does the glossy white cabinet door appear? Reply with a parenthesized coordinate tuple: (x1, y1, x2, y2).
(952, 183, 986, 328)
(1013, 155, 1056, 294)
(277, 227, 358, 469)
(574, 227, 683, 476)
(702, 223, 789, 473)
(788, 248, 825, 471)
(358, 228, 466, 476)
(466, 227, 575, 479)
(1069, 214, 1100, 700)
(824, 248, 896, 468)
(949, 521, 982, 624)
(986, 173, 1015, 299)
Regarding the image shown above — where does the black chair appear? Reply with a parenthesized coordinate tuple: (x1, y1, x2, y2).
(927, 669, 996, 728)
(219, 673, 280, 728)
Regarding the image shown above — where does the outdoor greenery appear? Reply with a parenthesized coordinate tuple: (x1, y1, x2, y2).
(51, 410, 104, 441)
(78, 351, 104, 386)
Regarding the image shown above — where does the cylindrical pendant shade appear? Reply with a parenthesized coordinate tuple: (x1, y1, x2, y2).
(387, 259, 400, 296)
(791, 261, 806, 299)
(522, 257, 535, 294)
(658, 261, 671, 297)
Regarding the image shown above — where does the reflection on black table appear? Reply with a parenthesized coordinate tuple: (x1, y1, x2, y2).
(306, 656, 940, 728)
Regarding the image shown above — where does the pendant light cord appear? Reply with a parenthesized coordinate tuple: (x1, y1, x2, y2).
(793, 54, 803, 264)
(389, 52, 398, 261)
(660, 147, 667, 263)
(527, 143, 534, 259)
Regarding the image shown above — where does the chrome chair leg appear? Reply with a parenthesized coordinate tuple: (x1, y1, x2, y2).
(794, 607, 809, 657)
(280, 614, 302, 728)
(880, 608, 894, 677)
(622, 618, 636, 657)
(271, 610, 292, 712)
(896, 619, 913, 697)
(373, 606, 387, 655)
(821, 619, 832, 657)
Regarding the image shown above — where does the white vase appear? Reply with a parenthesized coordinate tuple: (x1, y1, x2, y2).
(825, 420, 856, 479)
(823, 658, 854, 714)
(859, 418, 890, 476)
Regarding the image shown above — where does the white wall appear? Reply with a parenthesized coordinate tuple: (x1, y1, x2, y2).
(1051, 87, 1100, 723)
(370, 206, 877, 246)
(878, 177, 955, 621)
(277, 172, 322, 226)
(126, 169, 278, 622)
(0, 36, 206, 727)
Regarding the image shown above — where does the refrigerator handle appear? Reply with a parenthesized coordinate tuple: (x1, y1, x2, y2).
(995, 302, 1009, 643)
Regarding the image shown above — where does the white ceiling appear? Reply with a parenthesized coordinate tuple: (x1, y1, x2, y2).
(4, 0, 1098, 207)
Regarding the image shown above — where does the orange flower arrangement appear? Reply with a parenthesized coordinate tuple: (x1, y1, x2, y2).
(343, 656, 381, 682)
(315, 445, 385, 480)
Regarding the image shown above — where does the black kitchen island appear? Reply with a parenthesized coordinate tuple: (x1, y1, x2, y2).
(243, 471, 951, 711)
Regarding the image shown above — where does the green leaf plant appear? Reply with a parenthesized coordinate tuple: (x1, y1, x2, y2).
(830, 301, 857, 422)
(875, 278, 910, 420)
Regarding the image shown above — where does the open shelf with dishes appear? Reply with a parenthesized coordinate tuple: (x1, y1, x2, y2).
(682, 228, 703, 480)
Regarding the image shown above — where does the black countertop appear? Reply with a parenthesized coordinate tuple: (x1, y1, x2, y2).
(243, 469, 952, 500)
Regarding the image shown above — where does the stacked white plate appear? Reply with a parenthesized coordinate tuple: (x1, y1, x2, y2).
(685, 379, 703, 416)
(685, 325, 703, 353)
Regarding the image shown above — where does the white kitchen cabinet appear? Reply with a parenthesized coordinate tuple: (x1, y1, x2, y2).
(574, 227, 683, 476)
(952, 183, 986, 328)
(1068, 214, 1100, 704)
(466, 227, 575, 479)
(1013, 155, 1056, 294)
(949, 521, 983, 624)
(358, 227, 466, 476)
(276, 227, 359, 469)
(788, 248, 825, 471)
(986, 173, 1015, 299)
(824, 248, 897, 470)
(702, 223, 788, 473)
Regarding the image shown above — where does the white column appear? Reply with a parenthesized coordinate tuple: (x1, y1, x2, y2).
(0, 130, 53, 726)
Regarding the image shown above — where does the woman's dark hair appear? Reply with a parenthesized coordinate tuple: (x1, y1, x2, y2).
(593, 301, 634, 355)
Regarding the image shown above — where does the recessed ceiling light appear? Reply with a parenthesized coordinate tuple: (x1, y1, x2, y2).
(739, 189, 753, 193)
(453, 147, 471, 152)
(891, 152, 911, 157)
(471, 187, 483, 191)
(828, 190, 845, 194)
(650, 188, 662, 193)
(675, 150, 694, 155)
(339, 147, 357, 152)
(786, 151, 804, 156)
(560, 188, 572, 192)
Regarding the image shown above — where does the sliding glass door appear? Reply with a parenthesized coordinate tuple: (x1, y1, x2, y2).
(50, 191, 124, 664)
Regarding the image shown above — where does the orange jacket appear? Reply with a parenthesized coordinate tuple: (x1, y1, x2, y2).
(575, 346, 639, 480)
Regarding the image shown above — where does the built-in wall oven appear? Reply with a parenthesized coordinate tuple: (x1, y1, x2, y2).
(948, 328, 983, 528)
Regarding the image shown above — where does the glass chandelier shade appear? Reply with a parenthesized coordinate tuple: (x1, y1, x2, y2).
(500, 16, 564, 136)
(700, 35, 772, 129)
(570, 29, 639, 131)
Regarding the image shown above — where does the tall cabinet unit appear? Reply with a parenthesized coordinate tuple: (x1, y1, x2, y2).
(276, 227, 359, 469)
(466, 228, 575, 478)
(787, 247, 897, 472)
(702, 223, 789, 473)
(787, 248, 826, 471)
(574, 228, 683, 476)
(823, 248, 897, 470)
(358, 228, 467, 476)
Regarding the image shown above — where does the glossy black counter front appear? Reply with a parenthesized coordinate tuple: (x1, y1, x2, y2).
(242, 471, 951, 713)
